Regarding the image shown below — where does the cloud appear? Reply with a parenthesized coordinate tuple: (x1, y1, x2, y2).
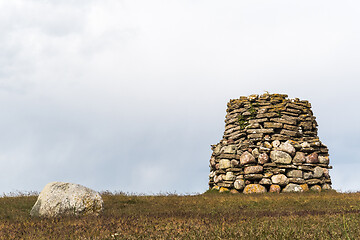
(0, 0, 359, 193)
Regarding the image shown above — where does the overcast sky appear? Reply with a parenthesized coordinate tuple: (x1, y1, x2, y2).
(0, 0, 359, 194)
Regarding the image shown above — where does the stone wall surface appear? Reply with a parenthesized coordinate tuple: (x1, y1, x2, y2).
(209, 93, 332, 194)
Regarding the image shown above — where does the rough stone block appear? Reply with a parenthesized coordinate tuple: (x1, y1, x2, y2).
(243, 184, 266, 194)
(240, 151, 256, 165)
(264, 122, 283, 128)
(244, 165, 263, 174)
(234, 179, 245, 190)
(271, 174, 289, 186)
(278, 141, 296, 156)
(219, 159, 231, 169)
(288, 178, 305, 184)
(271, 117, 297, 126)
(310, 185, 322, 192)
(293, 152, 306, 163)
(259, 178, 272, 185)
(244, 174, 263, 180)
(306, 152, 319, 164)
(246, 129, 274, 134)
(280, 129, 299, 137)
(306, 179, 322, 185)
(258, 153, 269, 165)
(270, 150, 292, 164)
(269, 184, 281, 193)
(247, 133, 264, 139)
(286, 170, 303, 178)
(282, 183, 303, 193)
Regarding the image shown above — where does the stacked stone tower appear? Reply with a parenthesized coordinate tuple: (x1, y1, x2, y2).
(209, 93, 332, 194)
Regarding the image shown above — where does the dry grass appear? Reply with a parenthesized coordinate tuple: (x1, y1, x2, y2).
(0, 190, 359, 239)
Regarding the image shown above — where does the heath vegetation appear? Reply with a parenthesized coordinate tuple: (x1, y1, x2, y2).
(0, 190, 360, 239)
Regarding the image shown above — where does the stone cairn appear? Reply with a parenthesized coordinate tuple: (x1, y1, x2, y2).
(209, 93, 332, 194)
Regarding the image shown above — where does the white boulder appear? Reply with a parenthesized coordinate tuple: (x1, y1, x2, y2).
(30, 182, 103, 217)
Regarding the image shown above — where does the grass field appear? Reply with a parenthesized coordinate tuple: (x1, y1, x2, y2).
(0, 190, 359, 239)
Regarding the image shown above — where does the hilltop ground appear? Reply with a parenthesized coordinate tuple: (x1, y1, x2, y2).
(0, 190, 359, 239)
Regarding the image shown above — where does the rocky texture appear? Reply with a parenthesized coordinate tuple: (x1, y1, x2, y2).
(240, 152, 256, 165)
(271, 174, 289, 186)
(234, 179, 245, 190)
(300, 184, 309, 191)
(310, 185, 322, 192)
(209, 93, 332, 193)
(230, 189, 240, 194)
(244, 165, 263, 174)
(279, 141, 296, 156)
(282, 183, 303, 193)
(269, 184, 281, 193)
(258, 153, 269, 164)
(270, 151, 292, 164)
(243, 184, 266, 194)
(30, 182, 103, 217)
(287, 170, 303, 178)
(219, 187, 230, 193)
(293, 152, 306, 163)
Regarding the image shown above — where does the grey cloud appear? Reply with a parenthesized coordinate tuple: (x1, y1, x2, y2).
(0, 0, 359, 194)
